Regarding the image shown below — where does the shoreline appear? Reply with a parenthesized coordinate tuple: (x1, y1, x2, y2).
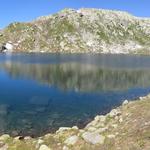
(1, 51, 150, 56)
(0, 94, 150, 149)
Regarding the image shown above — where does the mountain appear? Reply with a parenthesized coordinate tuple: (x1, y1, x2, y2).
(0, 8, 150, 54)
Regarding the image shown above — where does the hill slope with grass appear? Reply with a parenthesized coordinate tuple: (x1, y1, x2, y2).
(0, 8, 150, 54)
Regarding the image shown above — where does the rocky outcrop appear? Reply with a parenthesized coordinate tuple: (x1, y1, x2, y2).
(0, 94, 150, 149)
(0, 8, 150, 54)
(0, 42, 13, 52)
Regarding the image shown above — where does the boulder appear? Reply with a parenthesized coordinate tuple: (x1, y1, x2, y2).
(63, 146, 70, 150)
(0, 42, 13, 52)
(5, 43, 13, 51)
(56, 127, 71, 133)
(82, 132, 105, 145)
(39, 145, 51, 150)
(0, 135, 10, 141)
(94, 127, 108, 133)
(0, 105, 9, 116)
(107, 134, 116, 139)
(109, 109, 121, 117)
(64, 135, 79, 145)
(30, 96, 50, 106)
(122, 100, 129, 105)
(0, 144, 8, 150)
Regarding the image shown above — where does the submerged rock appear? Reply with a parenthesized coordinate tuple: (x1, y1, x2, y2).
(30, 96, 50, 106)
(0, 105, 9, 116)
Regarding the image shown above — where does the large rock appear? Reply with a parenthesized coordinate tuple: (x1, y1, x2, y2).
(64, 135, 79, 145)
(122, 100, 129, 105)
(0, 135, 10, 141)
(0, 42, 13, 52)
(5, 43, 13, 51)
(56, 127, 71, 133)
(30, 96, 50, 106)
(0, 105, 9, 116)
(82, 132, 105, 145)
(0, 144, 8, 150)
(39, 145, 51, 150)
(109, 109, 121, 117)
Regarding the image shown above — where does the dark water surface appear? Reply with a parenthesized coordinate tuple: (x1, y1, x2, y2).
(0, 53, 150, 137)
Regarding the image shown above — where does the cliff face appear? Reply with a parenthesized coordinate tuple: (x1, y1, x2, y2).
(1, 8, 150, 54)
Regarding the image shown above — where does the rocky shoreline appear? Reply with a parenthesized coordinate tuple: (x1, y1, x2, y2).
(0, 94, 150, 150)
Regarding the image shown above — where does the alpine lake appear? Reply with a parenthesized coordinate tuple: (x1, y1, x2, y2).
(0, 53, 150, 137)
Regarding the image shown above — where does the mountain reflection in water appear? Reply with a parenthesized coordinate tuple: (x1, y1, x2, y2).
(0, 54, 150, 137)
(1, 62, 150, 92)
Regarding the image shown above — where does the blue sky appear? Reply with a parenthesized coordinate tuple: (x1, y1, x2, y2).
(0, 0, 150, 28)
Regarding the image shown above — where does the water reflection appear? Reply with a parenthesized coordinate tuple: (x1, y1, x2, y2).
(0, 54, 150, 137)
(0, 62, 150, 92)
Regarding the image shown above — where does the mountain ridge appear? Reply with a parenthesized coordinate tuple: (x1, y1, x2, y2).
(1, 8, 150, 54)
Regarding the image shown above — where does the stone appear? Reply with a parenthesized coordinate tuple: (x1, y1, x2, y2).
(56, 127, 71, 133)
(63, 146, 70, 150)
(79, 129, 85, 133)
(64, 135, 79, 145)
(87, 127, 97, 132)
(57, 143, 61, 146)
(0, 144, 8, 150)
(11, 131, 19, 137)
(87, 120, 98, 127)
(107, 134, 116, 139)
(0, 135, 10, 141)
(35, 107, 46, 113)
(14, 136, 24, 141)
(115, 116, 119, 120)
(111, 124, 118, 129)
(94, 127, 108, 133)
(38, 139, 44, 145)
(94, 115, 106, 122)
(39, 145, 51, 150)
(72, 126, 78, 130)
(109, 109, 121, 117)
(0, 105, 9, 116)
(30, 96, 50, 106)
(119, 117, 123, 123)
(82, 132, 105, 145)
(24, 136, 32, 140)
(139, 97, 144, 100)
(95, 122, 105, 128)
(99, 115, 106, 122)
(5, 43, 13, 51)
(94, 116, 101, 121)
(122, 100, 129, 105)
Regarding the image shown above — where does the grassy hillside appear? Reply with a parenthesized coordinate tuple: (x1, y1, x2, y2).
(1, 8, 150, 54)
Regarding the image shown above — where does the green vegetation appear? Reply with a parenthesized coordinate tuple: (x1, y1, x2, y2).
(1, 8, 150, 54)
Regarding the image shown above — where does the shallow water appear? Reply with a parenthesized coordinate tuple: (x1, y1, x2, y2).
(0, 53, 150, 137)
